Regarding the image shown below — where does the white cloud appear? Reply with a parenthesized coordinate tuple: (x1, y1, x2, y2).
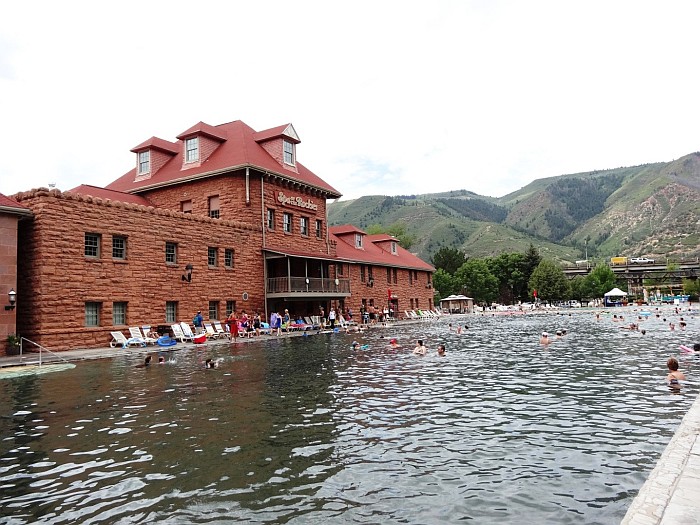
(1, 1, 699, 201)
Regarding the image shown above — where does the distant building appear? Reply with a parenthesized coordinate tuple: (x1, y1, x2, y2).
(8, 119, 434, 352)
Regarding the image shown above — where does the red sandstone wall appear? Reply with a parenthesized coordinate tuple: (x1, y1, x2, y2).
(338, 263, 434, 317)
(0, 214, 19, 353)
(15, 189, 263, 351)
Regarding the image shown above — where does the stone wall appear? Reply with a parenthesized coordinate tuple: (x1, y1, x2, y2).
(14, 188, 262, 351)
(0, 214, 19, 353)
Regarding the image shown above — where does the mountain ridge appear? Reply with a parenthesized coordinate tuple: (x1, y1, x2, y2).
(328, 153, 700, 263)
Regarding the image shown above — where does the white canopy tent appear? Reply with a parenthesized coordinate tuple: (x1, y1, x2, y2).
(604, 287, 628, 297)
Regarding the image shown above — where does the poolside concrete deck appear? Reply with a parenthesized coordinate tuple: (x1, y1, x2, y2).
(621, 390, 700, 525)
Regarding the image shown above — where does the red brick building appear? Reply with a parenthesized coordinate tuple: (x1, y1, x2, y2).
(8, 119, 434, 352)
(0, 194, 31, 352)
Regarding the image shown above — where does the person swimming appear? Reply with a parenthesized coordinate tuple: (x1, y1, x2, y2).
(667, 356, 686, 388)
(540, 332, 551, 345)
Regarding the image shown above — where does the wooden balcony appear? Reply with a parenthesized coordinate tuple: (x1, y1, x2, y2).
(266, 276, 351, 299)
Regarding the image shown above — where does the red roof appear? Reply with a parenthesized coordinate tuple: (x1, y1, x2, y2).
(329, 224, 366, 236)
(68, 185, 154, 206)
(253, 123, 300, 144)
(331, 229, 434, 271)
(106, 120, 340, 197)
(0, 193, 31, 215)
(176, 121, 227, 141)
(130, 137, 179, 154)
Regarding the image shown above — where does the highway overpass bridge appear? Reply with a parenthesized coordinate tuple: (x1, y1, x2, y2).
(563, 259, 699, 287)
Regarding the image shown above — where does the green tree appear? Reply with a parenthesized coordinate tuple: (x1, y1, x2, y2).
(586, 264, 617, 298)
(432, 268, 459, 299)
(456, 258, 499, 305)
(366, 222, 417, 249)
(523, 244, 542, 283)
(488, 253, 527, 304)
(528, 260, 569, 302)
(682, 278, 700, 299)
(568, 275, 592, 302)
(432, 247, 467, 275)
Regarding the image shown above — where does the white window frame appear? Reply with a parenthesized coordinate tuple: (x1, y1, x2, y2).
(112, 235, 127, 260)
(283, 212, 292, 233)
(85, 302, 101, 327)
(300, 217, 309, 236)
(113, 301, 127, 325)
(166, 301, 178, 323)
(85, 233, 100, 258)
(283, 140, 295, 165)
(355, 233, 363, 248)
(165, 242, 177, 264)
(138, 150, 150, 174)
(185, 137, 199, 162)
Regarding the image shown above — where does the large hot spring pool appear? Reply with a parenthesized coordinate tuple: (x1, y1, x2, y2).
(1, 308, 698, 524)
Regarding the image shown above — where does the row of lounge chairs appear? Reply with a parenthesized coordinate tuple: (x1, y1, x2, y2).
(403, 309, 444, 320)
(109, 314, 366, 348)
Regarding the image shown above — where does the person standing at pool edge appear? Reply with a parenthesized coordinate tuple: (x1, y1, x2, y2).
(193, 310, 204, 333)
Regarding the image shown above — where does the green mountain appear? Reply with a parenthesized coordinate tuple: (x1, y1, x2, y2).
(328, 152, 700, 264)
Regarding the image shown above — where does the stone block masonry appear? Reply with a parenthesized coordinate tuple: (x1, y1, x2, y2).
(14, 188, 263, 351)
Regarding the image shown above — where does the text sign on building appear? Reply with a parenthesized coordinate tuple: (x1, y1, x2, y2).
(277, 192, 318, 211)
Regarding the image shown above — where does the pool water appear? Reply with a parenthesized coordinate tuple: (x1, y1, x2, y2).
(0, 309, 697, 524)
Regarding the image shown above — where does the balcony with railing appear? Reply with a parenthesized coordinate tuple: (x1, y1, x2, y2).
(266, 276, 351, 298)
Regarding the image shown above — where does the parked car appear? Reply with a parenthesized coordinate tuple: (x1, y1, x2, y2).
(630, 257, 655, 264)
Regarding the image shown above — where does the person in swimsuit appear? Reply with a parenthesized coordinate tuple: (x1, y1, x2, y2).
(436, 344, 446, 357)
(413, 340, 427, 355)
(667, 357, 686, 388)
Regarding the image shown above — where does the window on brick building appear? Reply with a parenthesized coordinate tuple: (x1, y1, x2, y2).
(283, 140, 295, 165)
(113, 302, 127, 325)
(226, 300, 236, 317)
(166, 301, 178, 323)
(360, 265, 366, 283)
(165, 242, 177, 264)
(387, 267, 391, 283)
(181, 200, 192, 213)
(138, 151, 150, 174)
(315, 219, 322, 238)
(85, 302, 101, 327)
(267, 209, 275, 230)
(409, 271, 413, 285)
(185, 137, 199, 162)
(112, 236, 127, 259)
(300, 217, 308, 236)
(391, 241, 397, 254)
(355, 233, 363, 248)
(208, 247, 218, 267)
(209, 301, 219, 320)
(283, 212, 292, 233)
(337, 264, 344, 276)
(85, 233, 101, 258)
(224, 248, 234, 268)
(393, 268, 398, 284)
(208, 195, 220, 219)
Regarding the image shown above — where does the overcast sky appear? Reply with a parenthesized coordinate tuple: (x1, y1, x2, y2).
(1, 1, 698, 201)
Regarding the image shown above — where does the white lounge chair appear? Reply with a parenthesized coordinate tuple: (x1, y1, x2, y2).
(110, 331, 146, 348)
(203, 322, 222, 339)
(180, 322, 197, 340)
(129, 326, 157, 345)
(212, 321, 228, 338)
(171, 323, 194, 343)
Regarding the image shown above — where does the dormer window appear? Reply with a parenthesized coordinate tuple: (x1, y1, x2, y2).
(138, 151, 150, 174)
(283, 140, 295, 165)
(355, 233, 363, 248)
(391, 241, 397, 254)
(185, 137, 199, 163)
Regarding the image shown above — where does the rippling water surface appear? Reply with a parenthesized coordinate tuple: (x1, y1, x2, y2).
(1, 309, 698, 524)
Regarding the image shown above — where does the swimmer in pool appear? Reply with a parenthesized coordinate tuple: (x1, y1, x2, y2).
(666, 357, 686, 387)
(413, 340, 427, 355)
(540, 332, 552, 345)
(436, 344, 446, 357)
(389, 338, 400, 349)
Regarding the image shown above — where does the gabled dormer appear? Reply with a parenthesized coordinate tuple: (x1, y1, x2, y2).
(329, 224, 366, 250)
(370, 234, 400, 255)
(130, 137, 179, 181)
(253, 123, 300, 174)
(176, 121, 227, 170)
